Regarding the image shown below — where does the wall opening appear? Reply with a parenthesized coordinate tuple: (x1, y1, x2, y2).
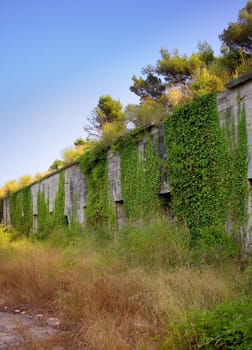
(159, 193, 173, 219)
(115, 200, 124, 228)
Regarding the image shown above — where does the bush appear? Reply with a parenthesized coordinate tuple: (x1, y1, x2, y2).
(116, 218, 190, 268)
(192, 224, 239, 265)
(161, 297, 252, 349)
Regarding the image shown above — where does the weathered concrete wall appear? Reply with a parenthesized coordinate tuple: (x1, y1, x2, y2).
(217, 73, 252, 253)
(2, 72, 252, 251)
(2, 197, 10, 225)
(64, 163, 87, 224)
(3, 163, 87, 233)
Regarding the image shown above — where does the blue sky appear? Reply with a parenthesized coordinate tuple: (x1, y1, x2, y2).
(0, 0, 246, 187)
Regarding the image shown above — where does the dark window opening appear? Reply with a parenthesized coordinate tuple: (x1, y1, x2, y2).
(159, 193, 173, 219)
(65, 215, 69, 225)
(115, 200, 124, 228)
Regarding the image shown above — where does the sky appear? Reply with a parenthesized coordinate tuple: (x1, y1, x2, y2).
(0, 0, 247, 187)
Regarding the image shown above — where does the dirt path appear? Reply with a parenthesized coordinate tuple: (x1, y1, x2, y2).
(0, 304, 63, 349)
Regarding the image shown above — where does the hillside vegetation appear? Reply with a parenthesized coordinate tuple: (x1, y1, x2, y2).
(0, 221, 251, 350)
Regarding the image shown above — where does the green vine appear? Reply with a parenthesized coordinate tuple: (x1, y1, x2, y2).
(37, 189, 53, 238)
(224, 94, 248, 240)
(4, 92, 249, 246)
(54, 172, 66, 227)
(37, 172, 66, 238)
(80, 150, 116, 230)
(120, 134, 161, 221)
(9, 186, 32, 235)
(163, 93, 248, 242)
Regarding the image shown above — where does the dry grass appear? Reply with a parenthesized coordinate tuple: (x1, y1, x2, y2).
(0, 229, 246, 350)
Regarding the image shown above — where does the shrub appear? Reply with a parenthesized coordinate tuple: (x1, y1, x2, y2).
(161, 297, 252, 350)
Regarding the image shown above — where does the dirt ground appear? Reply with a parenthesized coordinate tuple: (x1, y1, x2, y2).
(0, 301, 66, 349)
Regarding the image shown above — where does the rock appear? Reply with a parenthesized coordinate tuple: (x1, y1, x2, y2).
(47, 317, 61, 327)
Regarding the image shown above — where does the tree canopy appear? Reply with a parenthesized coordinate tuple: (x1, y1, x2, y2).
(84, 95, 126, 141)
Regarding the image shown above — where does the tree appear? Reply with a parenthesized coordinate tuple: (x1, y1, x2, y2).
(84, 95, 126, 138)
(156, 49, 200, 88)
(63, 138, 93, 163)
(49, 159, 65, 171)
(219, 0, 252, 76)
(130, 65, 166, 102)
(19, 175, 34, 187)
(125, 99, 166, 127)
(197, 41, 215, 66)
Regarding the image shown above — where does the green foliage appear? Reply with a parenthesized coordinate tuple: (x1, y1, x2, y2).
(120, 133, 161, 221)
(54, 172, 66, 227)
(192, 224, 239, 265)
(164, 94, 227, 239)
(163, 93, 248, 242)
(85, 95, 126, 139)
(224, 95, 249, 242)
(130, 70, 165, 101)
(117, 218, 190, 268)
(162, 297, 252, 350)
(37, 172, 66, 239)
(80, 149, 116, 230)
(37, 190, 53, 239)
(192, 68, 225, 96)
(198, 41, 215, 66)
(125, 100, 166, 127)
(220, 1, 252, 55)
(49, 159, 64, 171)
(9, 186, 32, 235)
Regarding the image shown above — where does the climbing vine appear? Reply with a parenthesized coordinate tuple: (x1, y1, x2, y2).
(37, 172, 67, 238)
(54, 172, 66, 227)
(163, 93, 248, 241)
(224, 94, 248, 240)
(4, 92, 249, 245)
(120, 134, 161, 221)
(9, 186, 32, 235)
(37, 189, 53, 238)
(80, 149, 116, 230)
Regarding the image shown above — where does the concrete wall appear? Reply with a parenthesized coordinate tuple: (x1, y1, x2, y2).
(217, 72, 252, 253)
(2, 72, 252, 251)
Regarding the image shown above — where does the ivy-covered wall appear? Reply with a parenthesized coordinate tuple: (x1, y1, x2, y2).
(120, 133, 161, 221)
(4, 163, 87, 237)
(9, 186, 33, 235)
(2, 74, 252, 250)
(163, 93, 248, 241)
(80, 149, 116, 230)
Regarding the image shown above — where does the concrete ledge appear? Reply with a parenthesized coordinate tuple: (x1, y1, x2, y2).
(226, 71, 252, 89)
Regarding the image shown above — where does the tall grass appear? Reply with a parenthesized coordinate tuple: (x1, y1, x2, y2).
(0, 220, 248, 349)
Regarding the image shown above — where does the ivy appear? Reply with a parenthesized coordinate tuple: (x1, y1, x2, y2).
(163, 93, 248, 242)
(9, 186, 32, 235)
(80, 151, 116, 230)
(37, 189, 53, 238)
(37, 172, 67, 238)
(4, 93, 249, 246)
(120, 134, 161, 221)
(224, 94, 248, 241)
(54, 172, 66, 227)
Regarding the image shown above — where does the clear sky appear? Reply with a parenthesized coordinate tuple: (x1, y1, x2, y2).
(0, 0, 246, 187)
